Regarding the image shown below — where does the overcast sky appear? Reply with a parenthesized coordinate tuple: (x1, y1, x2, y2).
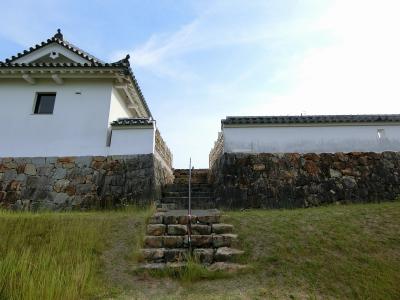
(1, 0, 399, 168)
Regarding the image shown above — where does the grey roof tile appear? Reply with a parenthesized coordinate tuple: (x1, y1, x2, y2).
(222, 114, 400, 126)
(111, 118, 154, 127)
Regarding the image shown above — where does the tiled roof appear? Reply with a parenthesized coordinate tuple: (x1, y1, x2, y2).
(111, 118, 154, 127)
(0, 62, 126, 67)
(0, 29, 152, 118)
(3, 29, 103, 64)
(222, 114, 400, 126)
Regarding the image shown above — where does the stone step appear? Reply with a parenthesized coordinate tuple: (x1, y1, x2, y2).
(162, 196, 212, 202)
(160, 197, 215, 210)
(148, 209, 221, 225)
(163, 184, 212, 193)
(140, 210, 244, 268)
(141, 246, 243, 264)
(144, 234, 238, 248)
(208, 262, 248, 272)
(174, 178, 208, 185)
(141, 248, 188, 263)
(214, 247, 244, 262)
(212, 223, 234, 234)
(163, 191, 212, 197)
(137, 262, 247, 272)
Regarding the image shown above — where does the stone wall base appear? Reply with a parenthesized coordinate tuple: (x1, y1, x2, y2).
(0, 154, 173, 211)
(210, 152, 400, 209)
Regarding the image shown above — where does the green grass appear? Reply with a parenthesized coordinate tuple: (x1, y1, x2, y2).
(1, 202, 400, 299)
(223, 202, 400, 299)
(0, 207, 151, 300)
(146, 254, 233, 283)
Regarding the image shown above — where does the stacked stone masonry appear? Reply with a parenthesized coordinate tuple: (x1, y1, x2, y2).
(155, 129, 173, 169)
(159, 169, 215, 210)
(0, 154, 173, 210)
(210, 151, 400, 209)
(140, 210, 244, 268)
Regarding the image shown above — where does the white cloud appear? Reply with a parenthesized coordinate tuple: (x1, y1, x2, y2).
(249, 0, 400, 116)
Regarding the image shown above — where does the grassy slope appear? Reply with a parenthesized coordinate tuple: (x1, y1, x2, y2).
(1, 202, 399, 299)
(128, 202, 400, 300)
(0, 208, 149, 300)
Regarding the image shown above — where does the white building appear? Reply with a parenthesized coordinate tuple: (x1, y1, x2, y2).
(0, 29, 171, 166)
(210, 115, 400, 167)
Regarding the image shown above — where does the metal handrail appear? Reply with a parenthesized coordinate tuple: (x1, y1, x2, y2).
(187, 158, 192, 252)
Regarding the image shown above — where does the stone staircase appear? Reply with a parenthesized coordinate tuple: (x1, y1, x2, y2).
(158, 169, 215, 210)
(139, 209, 246, 270)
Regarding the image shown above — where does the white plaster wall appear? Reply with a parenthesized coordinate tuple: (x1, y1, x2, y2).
(0, 79, 113, 157)
(223, 125, 400, 153)
(108, 88, 132, 125)
(109, 127, 154, 155)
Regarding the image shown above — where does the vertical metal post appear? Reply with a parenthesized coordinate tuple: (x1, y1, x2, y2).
(189, 158, 192, 215)
(187, 158, 192, 252)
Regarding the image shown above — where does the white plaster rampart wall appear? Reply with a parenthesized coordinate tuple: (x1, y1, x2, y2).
(0, 79, 114, 157)
(223, 124, 400, 153)
(108, 88, 132, 125)
(109, 127, 155, 155)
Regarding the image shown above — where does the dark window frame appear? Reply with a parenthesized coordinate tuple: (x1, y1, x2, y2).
(34, 93, 56, 114)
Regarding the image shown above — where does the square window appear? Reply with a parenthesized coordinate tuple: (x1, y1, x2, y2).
(34, 93, 56, 114)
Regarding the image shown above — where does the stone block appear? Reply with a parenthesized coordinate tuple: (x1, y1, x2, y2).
(164, 215, 178, 224)
(75, 183, 94, 194)
(57, 157, 75, 164)
(163, 236, 184, 248)
(213, 234, 237, 248)
(188, 235, 213, 248)
(147, 224, 166, 236)
(167, 224, 187, 235)
(164, 249, 187, 262)
(253, 164, 265, 171)
(63, 163, 75, 169)
(166, 262, 186, 269)
(148, 213, 164, 224)
(329, 169, 342, 178)
(208, 262, 247, 272)
(75, 156, 92, 167)
(141, 248, 165, 261)
(177, 215, 189, 224)
(4, 161, 17, 169)
(193, 248, 214, 264)
(212, 223, 234, 234)
(51, 192, 70, 205)
(197, 215, 221, 224)
(144, 236, 163, 248)
(53, 168, 67, 180)
(53, 179, 70, 192)
(24, 164, 36, 176)
(191, 224, 211, 235)
(343, 176, 357, 189)
(137, 263, 165, 270)
(214, 247, 244, 262)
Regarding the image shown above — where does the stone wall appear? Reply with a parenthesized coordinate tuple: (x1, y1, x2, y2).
(210, 152, 400, 209)
(0, 154, 173, 211)
(155, 129, 173, 170)
(209, 132, 224, 169)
